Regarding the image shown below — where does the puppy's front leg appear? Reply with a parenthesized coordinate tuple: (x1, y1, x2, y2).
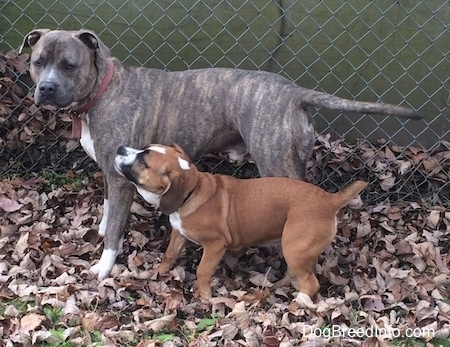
(155, 229, 187, 274)
(196, 242, 226, 299)
(91, 177, 134, 279)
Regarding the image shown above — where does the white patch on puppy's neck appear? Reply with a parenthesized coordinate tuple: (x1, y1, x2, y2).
(135, 186, 160, 207)
(178, 157, 190, 170)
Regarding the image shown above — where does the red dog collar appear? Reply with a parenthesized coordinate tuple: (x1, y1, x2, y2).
(70, 58, 114, 139)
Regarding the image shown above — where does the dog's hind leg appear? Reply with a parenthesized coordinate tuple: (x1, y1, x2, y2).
(245, 110, 314, 180)
(91, 178, 134, 279)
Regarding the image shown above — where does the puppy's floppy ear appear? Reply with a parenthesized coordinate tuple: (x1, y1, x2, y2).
(172, 143, 187, 156)
(159, 174, 187, 215)
(75, 30, 111, 59)
(20, 29, 51, 53)
(172, 143, 192, 165)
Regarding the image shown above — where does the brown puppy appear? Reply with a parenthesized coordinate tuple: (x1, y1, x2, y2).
(114, 144, 368, 299)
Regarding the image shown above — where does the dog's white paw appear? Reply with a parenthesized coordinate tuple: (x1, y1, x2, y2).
(98, 199, 109, 237)
(90, 248, 117, 280)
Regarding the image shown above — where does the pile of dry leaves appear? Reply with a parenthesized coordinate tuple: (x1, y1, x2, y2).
(1, 49, 449, 347)
(0, 137, 449, 346)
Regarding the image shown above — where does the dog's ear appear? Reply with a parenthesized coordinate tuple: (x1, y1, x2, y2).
(75, 30, 111, 59)
(19, 29, 51, 53)
(159, 174, 187, 215)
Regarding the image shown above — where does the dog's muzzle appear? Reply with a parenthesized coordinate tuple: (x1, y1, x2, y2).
(114, 146, 144, 183)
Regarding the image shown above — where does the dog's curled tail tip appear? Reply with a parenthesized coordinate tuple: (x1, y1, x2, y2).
(334, 180, 369, 210)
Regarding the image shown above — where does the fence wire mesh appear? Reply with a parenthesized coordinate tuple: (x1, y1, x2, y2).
(0, 0, 449, 204)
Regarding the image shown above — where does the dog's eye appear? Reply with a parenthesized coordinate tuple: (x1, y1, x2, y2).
(33, 60, 42, 68)
(65, 64, 75, 71)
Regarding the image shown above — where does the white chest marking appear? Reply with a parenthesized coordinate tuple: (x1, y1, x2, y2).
(80, 119, 97, 162)
(135, 186, 161, 207)
(169, 212, 199, 245)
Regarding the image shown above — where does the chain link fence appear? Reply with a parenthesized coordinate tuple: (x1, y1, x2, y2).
(0, 0, 449, 203)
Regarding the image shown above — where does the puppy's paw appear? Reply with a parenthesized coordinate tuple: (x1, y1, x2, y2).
(194, 287, 212, 300)
(293, 292, 317, 310)
(90, 249, 118, 280)
(154, 262, 171, 274)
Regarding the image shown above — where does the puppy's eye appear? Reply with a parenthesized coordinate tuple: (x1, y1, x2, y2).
(33, 60, 42, 68)
(65, 64, 75, 71)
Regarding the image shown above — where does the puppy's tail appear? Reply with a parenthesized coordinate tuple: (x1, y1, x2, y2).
(331, 180, 368, 210)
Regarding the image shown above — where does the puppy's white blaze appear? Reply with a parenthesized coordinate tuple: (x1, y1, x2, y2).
(98, 198, 109, 237)
(80, 119, 97, 161)
(135, 186, 160, 207)
(90, 248, 117, 280)
(148, 146, 167, 154)
(178, 157, 190, 170)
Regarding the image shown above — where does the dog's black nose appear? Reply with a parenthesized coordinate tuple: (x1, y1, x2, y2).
(39, 81, 57, 96)
(117, 146, 127, 155)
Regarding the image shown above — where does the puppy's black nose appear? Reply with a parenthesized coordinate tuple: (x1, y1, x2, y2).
(117, 146, 127, 155)
(39, 81, 57, 96)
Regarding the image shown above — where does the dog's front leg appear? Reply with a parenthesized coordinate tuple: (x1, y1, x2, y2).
(196, 243, 226, 299)
(98, 176, 109, 237)
(91, 177, 134, 279)
(155, 228, 187, 274)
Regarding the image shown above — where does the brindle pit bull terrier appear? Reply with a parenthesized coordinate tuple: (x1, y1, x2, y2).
(114, 143, 368, 299)
(20, 29, 419, 280)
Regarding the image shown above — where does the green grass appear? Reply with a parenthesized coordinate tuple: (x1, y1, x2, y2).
(43, 305, 64, 324)
(0, 169, 85, 192)
(0, 298, 35, 315)
(40, 169, 83, 191)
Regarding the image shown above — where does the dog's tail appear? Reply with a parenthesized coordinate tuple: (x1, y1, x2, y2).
(298, 89, 421, 119)
(331, 180, 368, 211)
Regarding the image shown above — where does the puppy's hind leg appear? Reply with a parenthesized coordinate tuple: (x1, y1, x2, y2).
(281, 220, 321, 299)
(91, 177, 134, 279)
(284, 254, 320, 299)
